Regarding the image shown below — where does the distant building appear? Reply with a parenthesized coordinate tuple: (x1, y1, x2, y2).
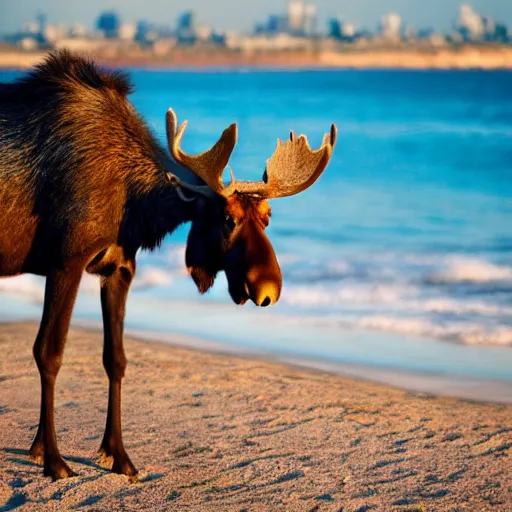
(69, 24, 88, 38)
(135, 21, 151, 45)
(482, 16, 507, 42)
(210, 32, 227, 46)
(483, 17, 496, 39)
(195, 25, 212, 42)
(303, 4, 317, 36)
(119, 23, 137, 41)
(176, 10, 197, 44)
(254, 2, 317, 38)
(21, 21, 40, 34)
(458, 5, 510, 42)
(97, 11, 121, 39)
(134, 21, 170, 45)
(492, 23, 509, 43)
(13, 13, 50, 48)
(328, 18, 342, 39)
(177, 11, 195, 32)
(341, 22, 356, 39)
(6, 0, 510, 55)
(43, 25, 58, 43)
(288, 1, 305, 34)
(417, 27, 435, 40)
(458, 4, 484, 41)
(405, 26, 418, 41)
(254, 14, 288, 35)
(380, 12, 402, 41)
(268, 15, 288, 34)
(36, 13, 47, 40)
(287, 1, 321, 37)
(43, 24, 69, 43)
(328, 18, 357, 41)
(18, 37, 39, 50)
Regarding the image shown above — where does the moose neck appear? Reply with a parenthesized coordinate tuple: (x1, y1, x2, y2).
(120, 157, 200, 253)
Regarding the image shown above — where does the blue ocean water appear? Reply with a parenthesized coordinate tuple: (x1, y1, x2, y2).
(1, 68, 511, 383)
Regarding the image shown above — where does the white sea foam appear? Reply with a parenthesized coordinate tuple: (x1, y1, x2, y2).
(352, 315, 512, 346)
(281, 282, 416, 307)
(419, 298, 512, 316)
(163, 244, 187, 268)
(132, 268, 175, 290)
(1, 249, 511, 348)
(0, 266, 177, 302)
(428, 257, 512, 283)
(293, 313, 512, 346)
(80, 274, 100, 293)
(277, 252, 512, 346)
(0, 275, 44, 303)
(282, 283, 512, 316)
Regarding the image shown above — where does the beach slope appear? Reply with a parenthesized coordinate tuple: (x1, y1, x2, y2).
(0, 323, 511, 511)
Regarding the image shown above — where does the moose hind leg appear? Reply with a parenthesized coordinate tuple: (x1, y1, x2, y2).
(31, 266, 82, 479)
(98, 265, 137, 478)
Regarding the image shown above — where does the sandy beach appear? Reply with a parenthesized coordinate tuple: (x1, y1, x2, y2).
(1, 46, 512, 71)
(0, 322, 511, 511)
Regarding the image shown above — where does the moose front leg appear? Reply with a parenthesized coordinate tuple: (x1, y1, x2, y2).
(29, 265, 82, 479)
(98, 264, 137, 478)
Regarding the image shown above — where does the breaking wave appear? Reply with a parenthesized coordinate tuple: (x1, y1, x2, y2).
(1, 243, 511, 347)
(427, 257, 512, 284)
(0, 275, 45, 303)
(277, 252, 512, 346)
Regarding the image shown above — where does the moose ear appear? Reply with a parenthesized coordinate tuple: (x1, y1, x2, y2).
(185, 203, 221, 294)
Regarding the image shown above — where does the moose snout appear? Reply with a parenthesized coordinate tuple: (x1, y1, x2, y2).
(245, 267, 282, 307)
(249, 280, 281, 307)
(229, 218, 283, 307)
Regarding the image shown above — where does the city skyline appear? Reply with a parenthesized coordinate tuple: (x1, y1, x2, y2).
(1, 0, 512, 36)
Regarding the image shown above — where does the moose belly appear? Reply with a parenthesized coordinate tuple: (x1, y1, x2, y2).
(0, 206, 38, 277)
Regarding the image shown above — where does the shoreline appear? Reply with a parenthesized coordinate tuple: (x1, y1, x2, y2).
(121, 326, 512, 406)
(1, 321, 510, 510)
(7, 318, 512, 405)
(1, 46, 512, 71)
(2, 311, 512, 405)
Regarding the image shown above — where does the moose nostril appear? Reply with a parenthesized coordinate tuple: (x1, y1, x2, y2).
(260, 297, 271, 307)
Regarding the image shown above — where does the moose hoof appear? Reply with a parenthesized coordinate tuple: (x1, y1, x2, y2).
(44, 457, 77, 480)
(97, 447, 113, 465)
(29, 441, 45, 464)
(112, 455, 138, 480)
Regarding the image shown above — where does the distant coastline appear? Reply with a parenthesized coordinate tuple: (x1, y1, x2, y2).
(1, 45, 512, 71)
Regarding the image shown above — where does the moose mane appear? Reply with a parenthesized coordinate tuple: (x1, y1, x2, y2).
(18, 49, 134, 97)
(1, 50, 193, 254)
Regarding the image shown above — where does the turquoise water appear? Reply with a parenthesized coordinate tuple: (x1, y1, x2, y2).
(1, 68, 511, 382)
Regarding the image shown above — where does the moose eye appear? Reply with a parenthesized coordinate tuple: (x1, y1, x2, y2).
(224, 214, 236, 232)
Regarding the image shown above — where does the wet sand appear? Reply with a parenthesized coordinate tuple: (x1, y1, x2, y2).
(1, 322, 511, 511)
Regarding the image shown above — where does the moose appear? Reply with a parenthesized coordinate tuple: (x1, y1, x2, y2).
(0, 51, 337, 480)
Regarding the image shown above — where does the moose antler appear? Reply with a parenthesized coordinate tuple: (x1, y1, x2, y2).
(166, 108, 237, 196)
(166, 108, 337, 199)
(227, 125, 337, 199)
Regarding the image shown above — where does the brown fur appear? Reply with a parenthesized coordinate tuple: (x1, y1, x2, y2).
(0, 51, 282, 480)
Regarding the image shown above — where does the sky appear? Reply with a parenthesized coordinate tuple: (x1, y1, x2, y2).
(1, 0, 512, 35)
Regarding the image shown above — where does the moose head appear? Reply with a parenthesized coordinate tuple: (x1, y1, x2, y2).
(165, 109, 337, 308)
